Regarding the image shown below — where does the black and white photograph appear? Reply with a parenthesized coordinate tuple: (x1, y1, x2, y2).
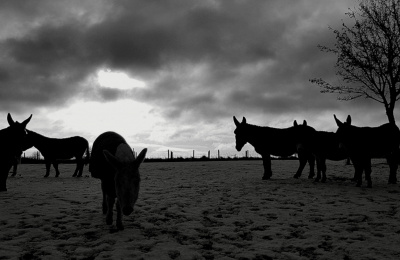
(1, 0, 400, 259)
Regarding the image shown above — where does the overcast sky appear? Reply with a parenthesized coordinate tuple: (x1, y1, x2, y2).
(0, 0, 396, 158)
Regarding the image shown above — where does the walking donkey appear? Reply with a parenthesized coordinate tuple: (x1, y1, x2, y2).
(334, 115, 400, 188)
(233, 116, 315, 180)
(90, 131, 147, 230)
(22, 130, 90, 177)
(0, 113, 32, 191)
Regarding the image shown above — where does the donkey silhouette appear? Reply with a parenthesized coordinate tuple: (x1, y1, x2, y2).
(89, 131, 147, 230)
(233, 116, 315, 180)
(305, 129, 350, 183)
(0, 113, 32, 191)
(21, 130, 90, 177)
(334, 115, 400, 188)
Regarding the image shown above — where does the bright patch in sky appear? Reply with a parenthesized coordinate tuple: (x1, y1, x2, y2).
(46, 100, 156, 139)
(97, 69, 145, 90)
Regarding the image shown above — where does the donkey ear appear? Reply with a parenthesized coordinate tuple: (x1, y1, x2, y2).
(7, 113, 15, 126)
(334, 114, 342, 127)
(103, 150, 121, 169)
(346, 115, 351, 125)
(242, 117, 247, 124)
(294, 120, 298, 126)
(303, 120, 307, 126)
(135, 148, 147, 166)
(21, 114, 32, 128)
(233, 116, 240, 127)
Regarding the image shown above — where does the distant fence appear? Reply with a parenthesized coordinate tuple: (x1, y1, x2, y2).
(20, 148, 300, 164)
(152, 149, 263, 160)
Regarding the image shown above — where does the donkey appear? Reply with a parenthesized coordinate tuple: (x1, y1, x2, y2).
(0, 113, 32, 191)
(23, 130, 90, 177)
(309, 131, 349, 183)
(89, 131, 147, 230)
(233, 116, 315, 180)
(334, 115, 400, 188)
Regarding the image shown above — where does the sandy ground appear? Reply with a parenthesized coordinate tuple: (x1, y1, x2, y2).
(1, 160, 400, 260)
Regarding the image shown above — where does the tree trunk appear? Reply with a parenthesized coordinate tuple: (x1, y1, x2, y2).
(386, 106, 396, 124)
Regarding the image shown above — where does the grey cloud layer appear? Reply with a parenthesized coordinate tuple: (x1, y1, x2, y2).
(0, 0, 358, 121)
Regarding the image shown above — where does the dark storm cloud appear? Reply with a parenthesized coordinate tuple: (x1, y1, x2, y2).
(0, 0, 355, 121)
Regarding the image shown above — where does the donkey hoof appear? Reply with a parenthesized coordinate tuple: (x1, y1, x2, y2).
(314, 178, 320, 183)
(293, 174, 300, 179)
(321, 178, 327, 183)
(262, 176, 270, 180)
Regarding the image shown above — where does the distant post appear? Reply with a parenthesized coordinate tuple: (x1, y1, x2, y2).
(218, 150, 220, 159)
(193, 150, 195, 159)
(168, 150, 170, 159)
(208, 150, 210, 159)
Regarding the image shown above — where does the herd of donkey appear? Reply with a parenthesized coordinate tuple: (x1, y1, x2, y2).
(0, 113, 399, 230)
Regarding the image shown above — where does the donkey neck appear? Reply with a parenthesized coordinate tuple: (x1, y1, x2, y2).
(115, 143, 135, 163)
(27, 130, 51, 150)
(245, 124, 285, 146)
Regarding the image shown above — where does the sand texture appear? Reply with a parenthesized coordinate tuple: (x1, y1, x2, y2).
(1, 160, 400, 259)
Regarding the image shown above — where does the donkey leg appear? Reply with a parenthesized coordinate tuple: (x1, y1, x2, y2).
(353, 162, 363, 187)
(0, 169, 9, 191)
(315, 158, 326, 182)
(294, 155, 307, 179)
(116, 200, 124, 230)
(102, 192, 107, 214)
(53, 162, 61, 177)
(76, 160, 84, 177)
(364, 159, 372, 188)
(106, 195, 115, 225)
(44, 161, 51, 178)
(72, 163, 79, 177)
(261, 154, 272, 180)
(307, 154, 315, 179)
(11, 162, 17, 177)
(321, 158, 327, 183)
(314, 157, 322, 182)
(101, 182, 107, 214)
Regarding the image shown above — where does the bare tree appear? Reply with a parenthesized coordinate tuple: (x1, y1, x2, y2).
(310, 0, 400, 124)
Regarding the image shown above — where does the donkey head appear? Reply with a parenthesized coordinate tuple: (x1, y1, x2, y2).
(334, 114, 352, 149)
(233, 116, 248, 152)
(103, 146, 147, 216)
(293, 119, 316, 151)
(7, 113, 32, 133)
(7, 113, 32, 152)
